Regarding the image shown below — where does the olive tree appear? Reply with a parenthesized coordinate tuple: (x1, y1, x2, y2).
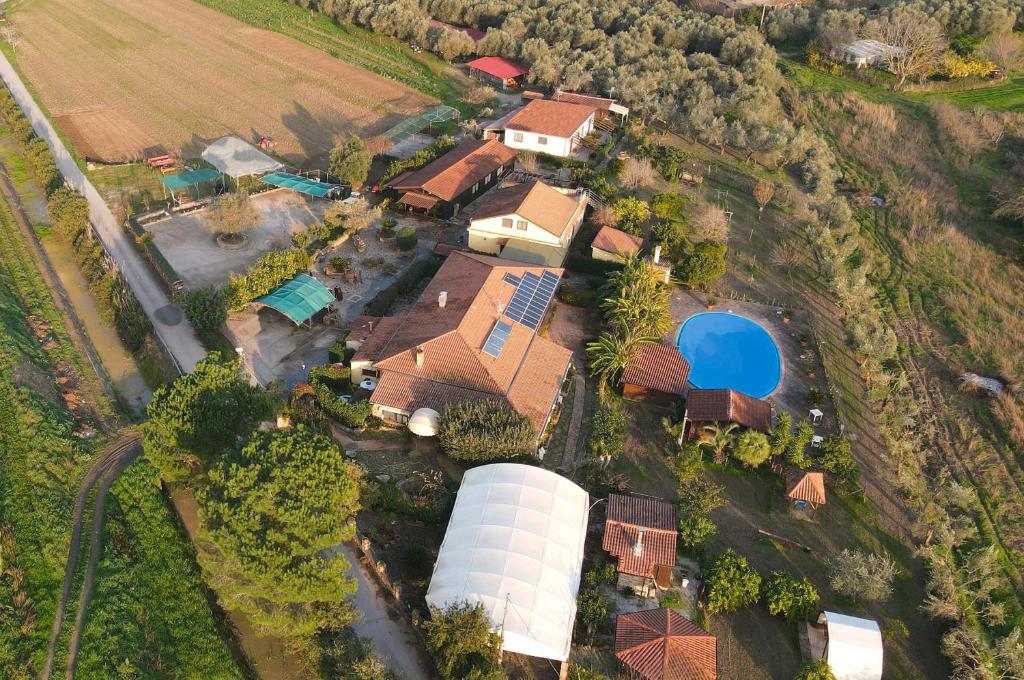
(827, 548, 897, 602)
(865, 8, 946, 89)
(705, 549, 762, 614)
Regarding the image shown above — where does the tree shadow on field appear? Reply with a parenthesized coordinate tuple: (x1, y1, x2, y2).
(281, 101, 362, 168)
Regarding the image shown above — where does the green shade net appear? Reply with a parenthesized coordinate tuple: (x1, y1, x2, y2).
(254, 274, 334, 324)
(160, 168, 221, 190)
(261, 172, 341, 198)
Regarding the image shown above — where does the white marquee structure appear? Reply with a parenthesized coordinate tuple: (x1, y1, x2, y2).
(425, 463, 590, 661)
(820, 611, 884, 680)
(201, 135, 284, 179)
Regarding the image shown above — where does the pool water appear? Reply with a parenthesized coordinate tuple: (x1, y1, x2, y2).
(676, 312, 781, 398)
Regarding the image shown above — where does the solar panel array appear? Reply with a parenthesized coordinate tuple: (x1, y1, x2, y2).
(482, 320, 513, 358)
(503, 273, 521, 286)
(504, 271, 559, 330)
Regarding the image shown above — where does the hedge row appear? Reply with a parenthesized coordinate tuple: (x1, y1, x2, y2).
(0, 87, 61, 194)
(379, 135, 455, 185)
(565, 251, 624, 276)
(225, 248, 311, 311)
(363, 257, 442, 317)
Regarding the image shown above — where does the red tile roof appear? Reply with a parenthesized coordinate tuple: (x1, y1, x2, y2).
(685, 389, 772, 432)
(470, 180, 586, 238)
(622, 342, 691, 396)
(504, 99, 596, 138)
(361, 251, 572, 432)
(786, 469, 827, 506)
(592, 225, 643, 256)
(603, 494, 678, 578)
(346, 315, 382, 345)
(467, 56, 528, 79)
(552, 89, 616, 111)
(389, 139, 516, 202)
(429, 20, 485, 42)
(615, 609, 717, 680)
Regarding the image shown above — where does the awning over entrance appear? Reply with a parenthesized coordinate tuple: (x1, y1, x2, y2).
(399, 192, 439, 210)
(261, 172, 345, 198)
(160, 168, 221, 190)
(254, 274, 334, 325)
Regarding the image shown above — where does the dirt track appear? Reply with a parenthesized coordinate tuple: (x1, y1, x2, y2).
(12, 0, 435, 163)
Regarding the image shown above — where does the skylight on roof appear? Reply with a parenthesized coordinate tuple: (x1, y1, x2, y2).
(482, 320, 513, 358)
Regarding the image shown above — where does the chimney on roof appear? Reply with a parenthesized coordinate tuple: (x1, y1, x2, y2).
(368, 320, 374, 332)
(438, 291, 448, 308)
(653, 245, 662, 265)
(633, 528, 645, 557)
(415, 345, 425, 368)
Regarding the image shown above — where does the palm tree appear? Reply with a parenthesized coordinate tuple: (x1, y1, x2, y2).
(700, 422, 738, 465)
(601, 256, 673, 339)
(586, 331, 650, 389)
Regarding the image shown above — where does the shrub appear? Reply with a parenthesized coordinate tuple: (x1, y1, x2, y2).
(762, 572, 820, 622)
(330, 138, 371, 187)
(402, 543, 434, 579)
(589, 399, 626, 460)
(112, 275, 152, 353)
(396, 226, 418, 251)
(674, 241, 726, 288)
(612, 197, 650, 236)
(651, 193, 690, 221)
(576, 590, 610, 640)
(380, 136, 455, 185)
(225, 248, 311, 311)
(819, 435, 859, 484)
(424, 602, 505, 680)
(678, 513, 717, 550)
(47, 187, 90, 241)
(175, 287, 227, 347)
(793, 660, 837, 680)
(438, 401, 536, 462)
(556, 283, 594, 307)
(705, 549, 762, 614)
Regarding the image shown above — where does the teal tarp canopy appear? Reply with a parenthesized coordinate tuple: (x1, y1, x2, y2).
(261, 172, 341, 198)
(160, 168, 221, 190)
(254, 274, 334, 325)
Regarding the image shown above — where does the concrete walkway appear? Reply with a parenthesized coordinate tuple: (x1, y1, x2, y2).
(0, 54, 206, 373)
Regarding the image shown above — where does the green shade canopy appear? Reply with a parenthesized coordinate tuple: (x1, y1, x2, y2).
(254, 274, 334, 325)
(261, 172, 342, 198)
(160, 168, 222, 190)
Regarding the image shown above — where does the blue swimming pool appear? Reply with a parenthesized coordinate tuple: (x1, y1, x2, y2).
(676, 312, 781, 398)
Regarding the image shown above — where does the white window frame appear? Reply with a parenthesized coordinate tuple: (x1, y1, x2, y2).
(502, 217, 514, 229)
(513, 132, 524, 143)
(516, 219, 528, 231)
(538, 136, 548, 145)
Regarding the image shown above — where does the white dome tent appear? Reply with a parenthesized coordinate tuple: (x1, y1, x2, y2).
(407, 407, 440, 437)
(820, 611, 884, 680)
(425, 464, 590, 661)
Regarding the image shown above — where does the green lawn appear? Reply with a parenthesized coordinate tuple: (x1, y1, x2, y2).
(190, 0, 465, 104)
(921, 73, 1024, 111)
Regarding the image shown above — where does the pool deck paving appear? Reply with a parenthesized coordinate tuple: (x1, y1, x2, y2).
(668, 289, 838, 434)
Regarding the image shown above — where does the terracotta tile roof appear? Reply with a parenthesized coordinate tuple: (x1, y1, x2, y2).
(390, 139, 516, 202)
(522, 90, 545, 100)
(603, 494, 678, 578)
(370, 371, 497, 415)
(429, 19, 485, 42)
(467, 56, 528, 79)
(360, 251, 572, 432)
(552, 89, 615, 111)
(592, 225, 643, 256)
(398, 192, 439, 210)
(346, 315, 382, 345)
(685, 389, 772, 432)
(470, 181, 586, 238)
(351, 316, 403, 364)
(615, 609, 717, 680)
(786, 469, 827, 506)
(504, 99, 596, 138)
(622, 342, 691, 396)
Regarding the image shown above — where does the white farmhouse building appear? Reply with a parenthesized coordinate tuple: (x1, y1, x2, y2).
(485, 99, 597, 159)
(467, 180, 587, 266)
(833, 39, 902, 69)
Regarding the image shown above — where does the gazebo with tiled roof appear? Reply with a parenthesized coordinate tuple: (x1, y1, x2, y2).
(785, 468, 827, 517)
(615, 608, 717, 680)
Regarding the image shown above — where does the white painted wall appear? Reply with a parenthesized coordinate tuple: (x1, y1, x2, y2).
(502, 114, 594, 158)
(469, 213, 568, 246)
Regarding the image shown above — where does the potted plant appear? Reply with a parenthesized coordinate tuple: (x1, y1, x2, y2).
(806, 366, 817, 378)
(783, 309, 793, 324)
(325, 256, 350, 276)
(706, 297, 717, 310)
(798, 332, 810, 347)
(378, 216, 397, 243)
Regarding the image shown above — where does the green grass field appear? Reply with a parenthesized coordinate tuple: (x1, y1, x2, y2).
(923, 74, 1024, 111)
(190, 0, 464, 104)
(0, 181, 240, 677)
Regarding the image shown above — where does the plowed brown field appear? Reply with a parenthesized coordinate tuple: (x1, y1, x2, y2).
(11, 0, 436, 163)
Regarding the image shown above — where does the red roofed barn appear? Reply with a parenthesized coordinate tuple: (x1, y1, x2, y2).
(467, 56, 529, 89)
(603, 493, 678, 595)
(351, 251, 572, 438)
